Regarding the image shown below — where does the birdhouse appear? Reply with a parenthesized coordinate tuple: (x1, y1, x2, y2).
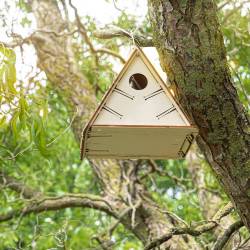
(80, 47, 198, 159)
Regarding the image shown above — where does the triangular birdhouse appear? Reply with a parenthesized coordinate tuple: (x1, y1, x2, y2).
(81, 47, 198, 159)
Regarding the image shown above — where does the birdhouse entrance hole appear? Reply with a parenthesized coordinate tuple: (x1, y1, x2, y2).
(129, 73, 148, 90)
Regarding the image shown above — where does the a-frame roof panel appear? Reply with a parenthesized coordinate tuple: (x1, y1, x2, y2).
(136, 47, 192, 125)
(142, 47, 168, 85)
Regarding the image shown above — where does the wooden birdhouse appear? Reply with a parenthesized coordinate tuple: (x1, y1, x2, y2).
(80, 47, 198, 159)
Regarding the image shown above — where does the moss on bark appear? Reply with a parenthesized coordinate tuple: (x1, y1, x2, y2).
(148, 0, 250, 230)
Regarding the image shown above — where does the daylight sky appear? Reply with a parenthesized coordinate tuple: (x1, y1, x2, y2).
(0, 0, 147, 40)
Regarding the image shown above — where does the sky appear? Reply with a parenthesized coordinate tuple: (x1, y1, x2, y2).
(72, 0, 147, 25)
(0, 0, 147, 40)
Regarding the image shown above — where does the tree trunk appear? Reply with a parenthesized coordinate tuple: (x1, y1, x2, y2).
(28, 0, 198, 248)
(148, 0, 250, 230)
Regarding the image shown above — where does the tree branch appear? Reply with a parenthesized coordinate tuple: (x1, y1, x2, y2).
(221, 1, 250, 24)
(212, 220, 244, 250)
(92, 204, 141, 250)
(0, 28, 78, 49)
(0, 194, 115, 223)
(144, 202, 234, 250)
(217, 0, 233, 11)
(93, 27, 154, 47)
(96, 48, 126, 64)
(68, 0, 126, 65)
(0, 171, 41, 199)
(68, 0, 96, 54)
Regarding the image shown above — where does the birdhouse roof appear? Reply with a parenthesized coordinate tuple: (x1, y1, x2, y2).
(80, 46, 197, 159)
(141, 47, 167, 84)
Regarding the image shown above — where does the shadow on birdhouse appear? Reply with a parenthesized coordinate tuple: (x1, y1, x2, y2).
(80, 47, 198, 159)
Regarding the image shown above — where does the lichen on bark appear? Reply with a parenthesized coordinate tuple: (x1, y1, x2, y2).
(148, 0, 250, 230)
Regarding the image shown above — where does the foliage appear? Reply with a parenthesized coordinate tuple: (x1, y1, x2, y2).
(218, 1, 250, 110)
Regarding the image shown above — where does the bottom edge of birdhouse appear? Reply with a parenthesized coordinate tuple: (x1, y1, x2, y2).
(81, 125, 198, 160)
(84, 155, 185, 160)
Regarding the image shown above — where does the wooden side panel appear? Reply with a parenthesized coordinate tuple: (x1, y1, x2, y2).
(85, 126, 198, 159)
(94, 56, 186, 126)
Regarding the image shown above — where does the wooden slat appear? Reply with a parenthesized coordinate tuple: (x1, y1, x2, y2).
(85, 126, 198, 159)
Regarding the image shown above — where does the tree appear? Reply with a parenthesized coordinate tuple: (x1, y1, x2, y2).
(148, 0, 250, 230)
(0, 0, 249, 249)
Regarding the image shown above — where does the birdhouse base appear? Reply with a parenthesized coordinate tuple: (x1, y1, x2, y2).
(84, 125, 198, 159)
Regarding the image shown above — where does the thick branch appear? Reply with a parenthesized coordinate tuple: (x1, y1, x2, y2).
(0, 171, 41, 199)
(0, 194, 115, 223)
(212, 220, 244, 250)
(145, 202, 234, 250)
(93, 27, 153, 47)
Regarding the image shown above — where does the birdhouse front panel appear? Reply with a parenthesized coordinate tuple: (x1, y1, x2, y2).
(80, 47, 198, 159)
(93, 55, 186, 126)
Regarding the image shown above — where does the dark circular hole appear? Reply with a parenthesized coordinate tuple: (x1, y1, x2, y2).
(129, 73, 148, 90)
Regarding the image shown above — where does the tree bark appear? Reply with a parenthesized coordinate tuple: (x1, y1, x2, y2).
(148, 0, 250, 230)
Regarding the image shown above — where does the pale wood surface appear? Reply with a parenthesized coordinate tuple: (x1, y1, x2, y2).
(94, 54, 187, 126)
(86, 126, 198, 159)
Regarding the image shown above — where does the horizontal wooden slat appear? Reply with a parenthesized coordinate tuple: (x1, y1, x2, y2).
(85, 126, 198, 159)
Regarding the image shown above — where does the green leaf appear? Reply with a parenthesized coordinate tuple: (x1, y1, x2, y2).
(31, 115, 50, 157)
(5, 63, 17, 95)
(0, 46, 17, 101)
(0, 116, 6, 127)
(10, 110, 20, 142)
(19, 95, 28, 129)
